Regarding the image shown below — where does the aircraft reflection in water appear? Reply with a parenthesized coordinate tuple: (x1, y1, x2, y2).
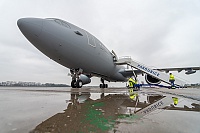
(31, 92, 200, 133)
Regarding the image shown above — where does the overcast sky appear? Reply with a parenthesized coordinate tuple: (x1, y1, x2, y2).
(0, 0, 200, 86)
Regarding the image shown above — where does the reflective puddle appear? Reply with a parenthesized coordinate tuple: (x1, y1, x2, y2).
(30, 88, 200, 133)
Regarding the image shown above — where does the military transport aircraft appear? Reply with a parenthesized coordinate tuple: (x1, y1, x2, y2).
(17, 18, 200, 88)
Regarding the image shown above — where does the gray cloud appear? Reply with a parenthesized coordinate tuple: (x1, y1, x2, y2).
(0, 0, 200, 85)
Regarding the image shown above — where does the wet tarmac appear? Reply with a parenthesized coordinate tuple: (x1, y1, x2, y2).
(0, 87, 200, 133)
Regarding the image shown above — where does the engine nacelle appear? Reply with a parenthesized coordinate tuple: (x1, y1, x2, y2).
(185, 70, 196, 75)
(145, 74, 161, 84)
(79, 74, 91, 85)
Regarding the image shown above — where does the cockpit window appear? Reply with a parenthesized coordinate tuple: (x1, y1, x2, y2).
(46, 18, 71, 29)
(54, 19, 62, 25)
(55, 19, 71, 29)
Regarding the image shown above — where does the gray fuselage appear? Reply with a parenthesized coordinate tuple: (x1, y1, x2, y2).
(17, 18, 127, 82)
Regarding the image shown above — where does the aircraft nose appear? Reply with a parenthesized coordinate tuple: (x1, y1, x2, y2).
(17, 18, 43, 37)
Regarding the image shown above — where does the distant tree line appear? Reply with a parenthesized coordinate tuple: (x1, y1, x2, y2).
(0, 81, 70, 87)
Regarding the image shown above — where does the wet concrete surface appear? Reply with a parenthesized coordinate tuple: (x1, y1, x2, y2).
(0, 87, 200, 133)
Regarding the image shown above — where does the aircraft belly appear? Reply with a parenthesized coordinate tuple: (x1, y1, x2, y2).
(109, 66, 127, 82)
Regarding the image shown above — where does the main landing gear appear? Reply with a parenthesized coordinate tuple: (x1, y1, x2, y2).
(70, 69, 83, 88)
(100, 78, 108, 88)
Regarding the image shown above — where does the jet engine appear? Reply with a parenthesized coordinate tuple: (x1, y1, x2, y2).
(145, 74, 161, 84)
(79, 74, 91, 85)
(185, 70, 196, 75)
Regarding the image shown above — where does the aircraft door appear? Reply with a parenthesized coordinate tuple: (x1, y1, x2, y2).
(85, 31, 96, 47)
(111, 50, 118, 62)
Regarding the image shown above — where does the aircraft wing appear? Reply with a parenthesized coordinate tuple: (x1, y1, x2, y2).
(119, 66, 200, 77)
(154, 66, 200, 75)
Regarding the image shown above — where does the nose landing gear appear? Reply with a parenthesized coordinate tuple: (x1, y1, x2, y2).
(71, 79, 83, 88)
(70, 69, 83, 88)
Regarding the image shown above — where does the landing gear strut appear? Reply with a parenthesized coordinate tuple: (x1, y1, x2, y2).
(70, 69, 83, 88)
(100, 78, 108, 88)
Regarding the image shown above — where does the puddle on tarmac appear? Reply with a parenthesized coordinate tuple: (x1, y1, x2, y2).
(30, 90, 200, 133)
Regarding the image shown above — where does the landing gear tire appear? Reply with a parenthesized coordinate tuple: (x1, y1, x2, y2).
(71, 80, 83, 88)
(76, 80, 83, 88)
(100, 84, 103, 88)
(105, 84, 108, 88)
(100, 78, 108, 88)
(71, 80, 76, 88)
(100, 84, 108, 88)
